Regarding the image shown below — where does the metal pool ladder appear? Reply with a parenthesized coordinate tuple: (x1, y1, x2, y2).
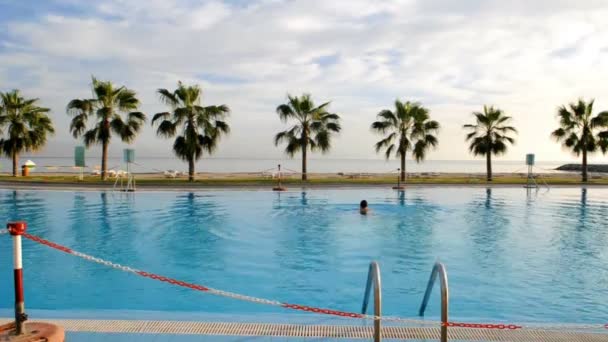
(361, 261, 449, 342)
(419, 262, 449, 342)
(361, 261, 382, 342)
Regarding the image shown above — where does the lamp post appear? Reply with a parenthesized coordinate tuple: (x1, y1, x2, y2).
(392, 168, 405, 190)
(273, 164, 287, 191)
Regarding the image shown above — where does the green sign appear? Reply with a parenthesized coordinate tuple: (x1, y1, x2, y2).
(526, 153, 535, 166)
(124, 149, 135, 163)
(74, 146, 85, 167)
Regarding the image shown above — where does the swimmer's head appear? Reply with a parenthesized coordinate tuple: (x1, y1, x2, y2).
(360, 200, 368, 209)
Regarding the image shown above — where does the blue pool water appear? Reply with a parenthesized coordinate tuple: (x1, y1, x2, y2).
(0, 187, 606, 325)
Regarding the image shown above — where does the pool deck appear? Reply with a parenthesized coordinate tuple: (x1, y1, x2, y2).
(68, 333, 350, 341)
(3, 318, 608, 342)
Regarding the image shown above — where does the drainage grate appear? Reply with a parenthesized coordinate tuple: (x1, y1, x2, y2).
(1, 319, 607, 341)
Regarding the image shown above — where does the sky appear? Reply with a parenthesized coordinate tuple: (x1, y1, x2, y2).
(1, 0, 608, 162)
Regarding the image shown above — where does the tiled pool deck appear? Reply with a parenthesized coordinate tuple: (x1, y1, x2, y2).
(0, 309, 388, 341)
(4, 309, 608, 341)
(68, 333, 358, 341)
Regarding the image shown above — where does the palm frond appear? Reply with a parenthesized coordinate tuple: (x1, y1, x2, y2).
(413, 140, 428, 162)
(384, 144, 395, 160)
(156, 120, 177, 138)
(83, 128, 99, 147)
(284, 138, 301, 157)
(371, 120, 392, 133)
(276, 104, 295, 122)
(152, 112, 171, 124)
(116, 88, 140, 112)
(374, 132, 397, 153)
(214, 120, 230, 135)
(314, 130, 331, 153)
(375, 109, 398, 127)
(157, 88, 179, 108)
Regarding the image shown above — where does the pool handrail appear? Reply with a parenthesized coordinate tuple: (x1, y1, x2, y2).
(361, 261, 382, 342)
(418, 261, 449, 342)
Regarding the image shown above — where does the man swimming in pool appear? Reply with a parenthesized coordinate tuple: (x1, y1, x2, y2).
(360, 200, 369, 215)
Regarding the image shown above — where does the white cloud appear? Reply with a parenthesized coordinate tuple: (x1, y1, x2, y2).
(2, 0, 608, 162)
(187, 2, 231, 30)
(280, 16, 330, 32)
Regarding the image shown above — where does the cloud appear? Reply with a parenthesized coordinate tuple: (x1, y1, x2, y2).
(1, 0, 608, 163)
(187, 2, 231, 30)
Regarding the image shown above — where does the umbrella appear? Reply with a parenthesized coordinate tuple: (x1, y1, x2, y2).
(24, 160, 36, 168)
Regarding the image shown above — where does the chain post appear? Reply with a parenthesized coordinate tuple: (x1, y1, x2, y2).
(8, 221, 28, 335)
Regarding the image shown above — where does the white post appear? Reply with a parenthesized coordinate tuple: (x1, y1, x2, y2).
(8, 221, 28, 335)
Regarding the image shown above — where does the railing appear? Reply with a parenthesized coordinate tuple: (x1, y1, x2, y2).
(419, 262, 449, 342)
(361, 261, 382, 342)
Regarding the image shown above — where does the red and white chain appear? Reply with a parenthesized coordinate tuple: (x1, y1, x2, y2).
(4, 232, 607, 331)
(21, 232, 432, 325)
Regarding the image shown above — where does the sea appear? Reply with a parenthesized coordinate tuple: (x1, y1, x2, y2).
(0, 156, 569, 174)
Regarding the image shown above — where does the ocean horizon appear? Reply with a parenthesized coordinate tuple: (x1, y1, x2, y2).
(0, 156, 581, 174)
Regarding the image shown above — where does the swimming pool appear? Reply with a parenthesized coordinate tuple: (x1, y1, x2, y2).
(0, 187, 606, 325)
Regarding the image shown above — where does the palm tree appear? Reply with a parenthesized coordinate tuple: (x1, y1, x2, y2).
(0, 90, 54, 176)
(152, 82, 230, 182)
(551, 99, 608, 182)
(463, 105, 517, 181)
(371, 100, 439, 182)
(274, 94, 341, 181)
(67, 77, 146, 180)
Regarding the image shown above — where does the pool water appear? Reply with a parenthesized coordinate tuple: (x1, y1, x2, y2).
(0, 187, 606, 325)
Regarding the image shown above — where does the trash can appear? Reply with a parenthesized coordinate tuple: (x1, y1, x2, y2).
(22, 165, 29, 177)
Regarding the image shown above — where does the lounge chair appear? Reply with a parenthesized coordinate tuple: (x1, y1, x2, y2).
(164, 170, 178, 178)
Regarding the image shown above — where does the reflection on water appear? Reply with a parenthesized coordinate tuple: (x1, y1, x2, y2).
(273, 192, 337, 275)
(464, 188, 510, 269)
(161, 192, 229, 271)
(0, 188, 607, 324)
(0, 191, 48, 227)
(554, 188, 607, 265)
(579, 188, 587, 226)
(398, 190, 405, 206)
(383, 190, 439, 290)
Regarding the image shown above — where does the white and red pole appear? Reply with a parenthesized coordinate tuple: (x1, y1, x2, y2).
(8, 221, 28, 335)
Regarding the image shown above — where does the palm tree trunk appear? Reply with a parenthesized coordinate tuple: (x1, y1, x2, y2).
(101, 141, 108, 181)
(188, 156, 195, 182)
(301, 147, 308, 181)
(12, 151, 18, 177)
(400, 152, 406, 182)
(301, 132, 308, 181)
(582, 149, 588, 182)
(486, 152, 492, 182)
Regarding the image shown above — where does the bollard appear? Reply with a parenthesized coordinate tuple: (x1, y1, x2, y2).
(392, 168, 405, 190)
(7, 222, 28, 335)
(273, 164, 287, 191)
